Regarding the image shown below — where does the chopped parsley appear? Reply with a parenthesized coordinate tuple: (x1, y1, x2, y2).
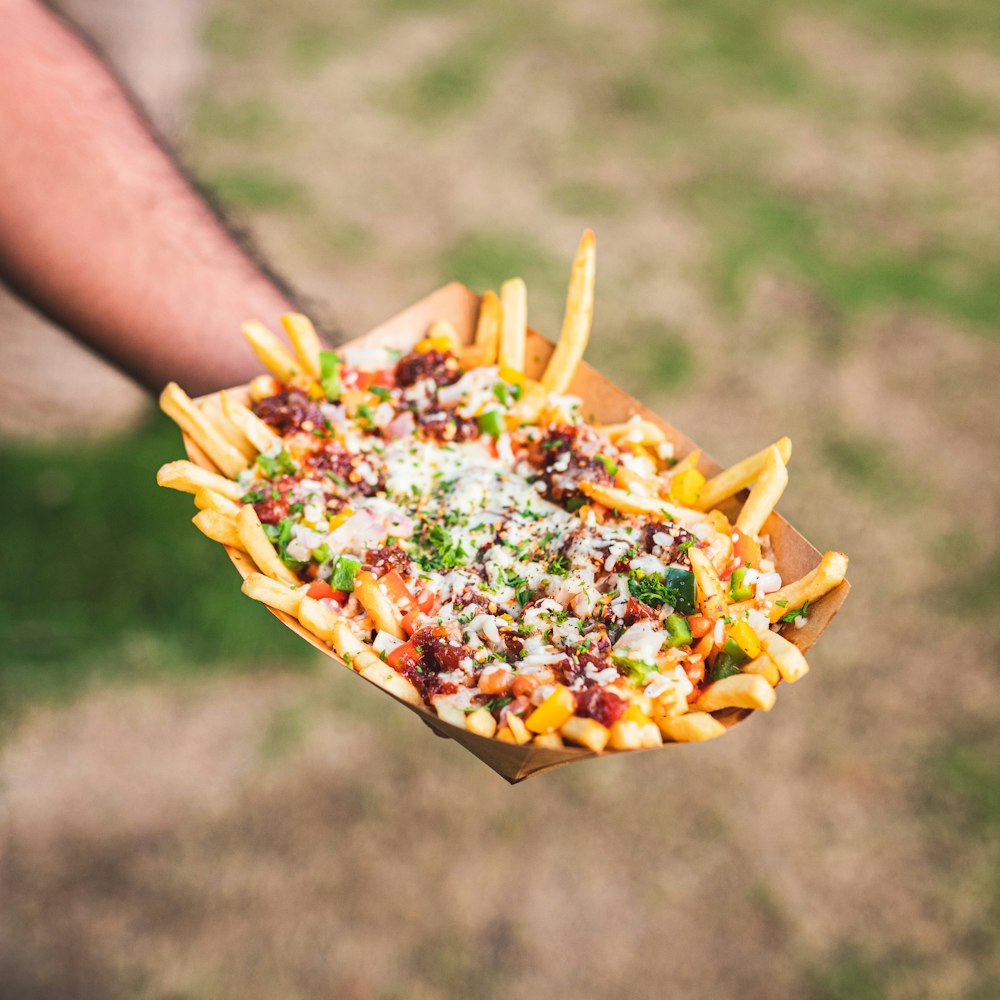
(612, 654, 659, 686)
(414, 525, 468, 571)
(325, 471, 349, 489)
(370, 385, 392, 401)
(257, 448, 296, 478)
(596, 454, 619, 478)
(627, 566, 697, 614)
(780, 600, 809, 623)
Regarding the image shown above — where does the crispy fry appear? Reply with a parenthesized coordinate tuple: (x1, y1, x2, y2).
(498, 277, 527, 373)
(689, 547, 728, 620)
(505, 379, 547, 427)
(159, 382, 248, 478)
(242, 320, 302, 381)
(466, 708, 498, 739)
(354, 571, 405, 639)
(473, 289, 502, 364)
(735, 444, 788, 538)
(694, 437, 793, 512)
(235, 504, 299, 585)
(693, 673, 776, 712)
(602, 416, 667, 446)
(297, 593, 342, 642)
(742, 653, 780, 687)
(220, 392, 281, 454)
(658, 712, 726, 742)
(192, 509, 244, 551)
(505, 713, 532, 745)
(200, 396, 256, 461)
(759, 629, 810, 683)
(193, 487, 241, 517)
(435, 702, 468, 729)
(249, 374, 281, 402)
(426, 319, 461, 354)
(329, 619, 423, 705)
(560, 716, 610, 753)
(280, 313, 322, 378)
(532, 732, 564, 749)
(241, 572, 304, 616)
(578, 482, 697, 523)
(730, 551, 849, 623)
(156, 460, 243, 501)
(541, 229, 596, 394)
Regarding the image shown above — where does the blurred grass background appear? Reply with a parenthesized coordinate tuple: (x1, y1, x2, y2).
(1, 1, 999, 998)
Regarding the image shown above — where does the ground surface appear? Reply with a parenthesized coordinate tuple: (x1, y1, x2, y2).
(2, 1, 999, 998)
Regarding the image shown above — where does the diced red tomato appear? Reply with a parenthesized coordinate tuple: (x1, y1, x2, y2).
(306, 580, 348, 603)
(733, 528, 762, 571)
(401, 607, 428, 636)
(381, 569, 416, 611)
(415, 587, 435, 613)
(343, 367, 395, 392)
(387, 637, 423, 670)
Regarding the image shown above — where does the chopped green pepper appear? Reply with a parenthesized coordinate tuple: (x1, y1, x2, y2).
(319, 350, 342, 402)
(329, 554, 361, 591)
(707, 637, 750, 682)
(729, 566, 754, 602)
(664, 613, 693, 648)
(477, 409, 505, 437)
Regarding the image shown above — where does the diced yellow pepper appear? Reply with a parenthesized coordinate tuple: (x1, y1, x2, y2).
(623, 704, 653, 727)
(526, 685, 577, 734)
(727, 619, 762, 660)
(671, 468, 706, 506)
(498, 364, 526, 386)
(327, 507, 355, 530)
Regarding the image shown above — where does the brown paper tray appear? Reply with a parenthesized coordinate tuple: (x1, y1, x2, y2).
(182, 283, 850, 783)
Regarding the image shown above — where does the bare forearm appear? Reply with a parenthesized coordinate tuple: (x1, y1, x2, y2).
(0, 0, 297, 394)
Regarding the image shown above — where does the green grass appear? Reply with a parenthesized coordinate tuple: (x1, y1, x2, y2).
(895, 74, 1000, 145)
(548, 181, 627, 218)
(206, 167, 304, 210)
(689, 177, 1000, 335)
(202, 12, 257, 58)
(925, 731, 1000, 833)
(440, 231, 561, 294)
(194, 98, 284, 141)
(805, 945, 891, 1000)
(391, 37, 496, 120)
(0, 417, 313, 732)
(821, 432, 922, 505)
(286, 24, 340, 74)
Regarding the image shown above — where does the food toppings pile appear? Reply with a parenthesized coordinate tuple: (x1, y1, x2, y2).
(157, 230, 848, 754)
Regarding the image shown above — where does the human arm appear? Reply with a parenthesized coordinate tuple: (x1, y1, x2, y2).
(0, 0, 300, 395)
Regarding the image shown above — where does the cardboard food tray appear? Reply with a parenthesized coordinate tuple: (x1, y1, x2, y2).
(182, 283, 850, 783)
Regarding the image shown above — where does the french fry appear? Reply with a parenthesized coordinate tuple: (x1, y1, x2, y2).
(693, 673, 776, 713)
(249, 374, 281, 402)
(328, 620, 422, 705)
(541, 229, 596, 394)
(742, 653, 781, 687)
(759, 629, 810, 683)
(242, 320, 302, 381)
(560, 716, 611, 753)
(694, 437, 793, 512)
(192, 509, 244, 551)
(200, 396, 256, 461)
(602, 416, 667, 446)
(532, 732, 564, 749)
(466, 708, 498, 739)
(658, 712, 726, 742)
(193, 487, 241, 518)
(220, 392, 281, 454)
(688, 547, 728, 620)
(578, 482, 697, 523)
(505, 379, 547, 427)
(156, 460, 243, 501)
(505, 713, 532, 745)
(353, 572, 404, 639)
(241, 572, 304, 616)
(280, 313, 322, 378)
(235, 504, 299, 585)
(426, 319, 461, 354)
(473, 289, 501, 364)
(498, 277, 527, 373)
(735, 444, 788, 538)
(435, 702, 468, 729)
(730, 551, 849, 623)
(159, 382, 248, 479)
(297, 593, 341, 642)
